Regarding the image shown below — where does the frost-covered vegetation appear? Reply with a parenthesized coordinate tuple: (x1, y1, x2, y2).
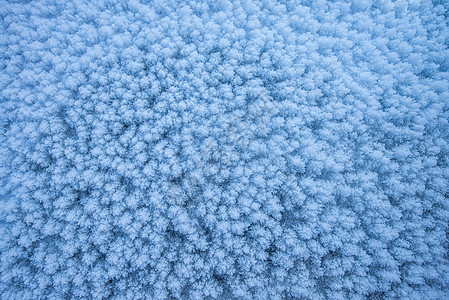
(1, 0, 449, 299)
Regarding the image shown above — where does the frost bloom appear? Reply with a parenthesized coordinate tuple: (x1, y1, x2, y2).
(1, 0, 448, 299)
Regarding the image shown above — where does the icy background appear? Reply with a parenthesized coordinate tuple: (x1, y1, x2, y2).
(1, 0, 448, 299)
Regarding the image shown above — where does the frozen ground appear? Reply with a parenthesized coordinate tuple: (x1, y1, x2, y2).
(1, 0, 448, 299)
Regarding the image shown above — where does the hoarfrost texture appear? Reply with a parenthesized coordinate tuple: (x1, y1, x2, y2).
(1, 0, 449, 299)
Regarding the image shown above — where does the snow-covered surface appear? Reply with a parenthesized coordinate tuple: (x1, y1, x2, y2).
(1, 0, 448, 299)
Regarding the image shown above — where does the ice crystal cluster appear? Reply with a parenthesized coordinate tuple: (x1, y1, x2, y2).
(1, 0, 448, 299)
